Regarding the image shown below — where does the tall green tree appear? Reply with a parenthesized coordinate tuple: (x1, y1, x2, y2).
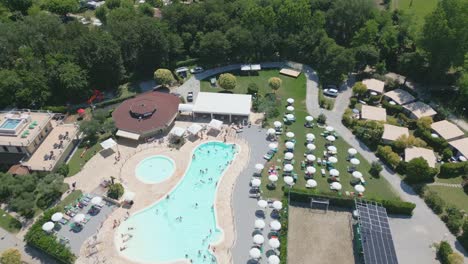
(42, 0, 78, 16)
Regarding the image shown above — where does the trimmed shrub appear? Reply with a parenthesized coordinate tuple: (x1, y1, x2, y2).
(25, 209, 76, 263)
(424, 190, 445, 214)
(442, 207, 464, 235)
(414, 128, 449, 153)
(439, 162, 468, 178)
(55, 164, 69, 177)
(94, 94, 135, 108)
(175, 58, 199, 67)
(317, 113, 327, 124)
(442, 148, 454, 161)
(349, 97, 358, 108)
(42, 105, 68, 113)
(354, 120, 383, 149)
(437, 241, 453, 264)
(342, 108, 355, 128)
(376, 145, 401, 168)
(0, 248, 21, 264)
(405, 157, 437, 183)
(107, 183, 124, 199)
(370, 161, 382, 178)
(247, 83, 259, 95)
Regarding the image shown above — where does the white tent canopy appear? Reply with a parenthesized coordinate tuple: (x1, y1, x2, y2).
(255, 219, 266, 229)
(307, 144, 316, 150)
(253, 234, 265, 244)
(306, 154, 316, 161)
(306, 179, 317, 188)
(116, 130, 140, 140)
(350, 158, 361, 165)
(269, 143, 278, 150)
(251, 178, 261, 187)
(249, 248, 261, 259)
(100, 138, 117, 150)
(284, 164, 293, 172)
(286, 132, 295, 138)
(274, 121, 282, 127)
(352, 171, 363, 179)
(286, 114, 295, 120)
(123, 191, 136, 202)
(328, 157, 338, 163)
(269, 238, 280, 249)
(330, 169, 340, 176)
(273, 201, 283, 210)
(51, 212, 63, 222)
(355, 185, 365, 193)
(348, 148, 357, 155)
(178, 104, 194, 112)
(73, 213, 85, 223)
(285, 141, 294, 149)
(193, 92, 252, 117)
(326, 126, 334, 132)
(287, 98, 294, 104)
(169, 126, 186, 137)
(187, 124, 203, 135)
(255, 163, 264, 171)
(267, 128, 276, 135)
(284, 176, 294, 186)
(268, 174, 278, 182)
(284, 152, 294, 160)
(257, 200, 268, 208)
(208, 119, 223, 130)
(91, 196, 102, 205)
(306, 133, 315, 141)
(268, 255, 280, 264)
(306, 166, 316, 174)
(326, 135, 336, 142)
(42, 221, 55, 232)
(270, 220, 281, 230)
(305, 116, 314, 122)
(287, 106, 295, 112)
(331, 182, 342, 190)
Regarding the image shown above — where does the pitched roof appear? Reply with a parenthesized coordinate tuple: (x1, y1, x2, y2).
(449, 137, 468, 159)
(405, 147, 437, 168)
(402, 101, 437, 119)
(382, 124, 409, 142)
(383, 89, 416, 105)
(361, 105, 387, 121)
(363, 79, 385, 94)
(431, 120, 464, 140)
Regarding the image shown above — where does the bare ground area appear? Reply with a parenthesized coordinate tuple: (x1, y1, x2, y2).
(287, 205, 356, 264)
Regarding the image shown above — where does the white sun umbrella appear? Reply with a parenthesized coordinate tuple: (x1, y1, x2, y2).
(326, 135, 336, 142)
(51, 212, 63, 222)
(286, 106, 295, 112)
(269, 143, 278, 150)
(307, 143, 316, 151)
(327, 146, 337, 152)
(267, 128, 276, 135)
(91, 196, 102, 205)
(273, 201, 283, 210)
(287, 98, 294, 104)
(285, 141, 294, 149)
(284, 164, 293, 172)
(305, 116, 314, 122)
(286, 114, 295, 120)
(348, 148, 357, 155)
(352, 171, 363, 179)
(306, 166, 316, 174)
(274, 121, 282, 128)
(253, 234, 265, 244)
(269, 238, 280, 249)
(459, 156, 467, 161)
(306, 154, 316, 161)
(255, 219, 266, 229)
(355, 185, 366, 193)
(306, 179, 318, 188)
(42, 221, 54, 232)
(73, 213, 85, 223)
(284, 176, 294, 186)
(268, 174, 278, 182)
(249, 248, 261, 259)
(286, 132, 295, 138)
(328, 156, 338, 163)
(270, 220, 281, 231)
(326, 126, 334, 132)
(306, 133, 315, 141)
(331, 182, 342, 190)
(330, 169, 340, 176)
(257, 200, 268, 209)
(268, 255, 280, 264)
(251, 178, 261, 187)
(255, 163, 264, 172)
(350, 158, 361, 165)
(284, 152, 294, 160)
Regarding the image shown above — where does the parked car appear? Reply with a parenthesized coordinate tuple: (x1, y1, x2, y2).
(323, 88, 338, 97)
(187, 92, 193, 102)
(190, 67, 204, 74)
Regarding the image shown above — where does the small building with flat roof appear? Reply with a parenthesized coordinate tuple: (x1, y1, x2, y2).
(383, 89, 416, 105)
(382, 124, 409, 143)
(112, 91, 180, 140)
(363, 79, 385, 94)
(448, 137, 468, 159)
(405, 147, 437, 168)
(431, 120, 464, 141)
(193, 92, 251, 123)
(402, 101, 437, 119)
(360, 105, 387, 122)
(240, 64, 261, 71)
(279, 68, 301, 78)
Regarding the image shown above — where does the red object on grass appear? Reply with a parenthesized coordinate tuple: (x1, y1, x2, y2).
(77, 108, 85, 115)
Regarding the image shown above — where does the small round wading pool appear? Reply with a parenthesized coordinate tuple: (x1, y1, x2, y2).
(136, 155, 175, 184)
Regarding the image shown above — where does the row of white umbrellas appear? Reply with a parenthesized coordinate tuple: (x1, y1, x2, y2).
(249, 248, 280, 263)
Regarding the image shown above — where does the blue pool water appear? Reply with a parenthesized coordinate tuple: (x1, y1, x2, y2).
(136, 155, 175, 184)
(118, 142, 237, 263)
(0, 119, 21, 129)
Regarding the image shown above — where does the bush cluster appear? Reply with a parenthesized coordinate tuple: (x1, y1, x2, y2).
(376, 145, 401, 169)
(439, 162, 468, 178)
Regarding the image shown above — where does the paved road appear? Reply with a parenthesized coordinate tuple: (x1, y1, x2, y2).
(305, 72, 468, 263)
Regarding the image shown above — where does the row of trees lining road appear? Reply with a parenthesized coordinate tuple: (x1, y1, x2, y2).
(0, 0, 467, 114)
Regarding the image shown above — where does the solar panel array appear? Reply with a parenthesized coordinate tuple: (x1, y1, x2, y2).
(355, 200, 399, 264)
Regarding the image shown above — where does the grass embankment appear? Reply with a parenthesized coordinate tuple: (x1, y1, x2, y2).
(0, 209, 21, 233)
(202, 69, 399, 201)
(392, 0, 438, 28)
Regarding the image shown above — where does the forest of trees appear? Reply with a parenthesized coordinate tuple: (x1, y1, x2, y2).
(0, 0, 466, 114)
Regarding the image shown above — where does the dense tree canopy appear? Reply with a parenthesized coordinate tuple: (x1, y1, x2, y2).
(0, 0, 465, 112)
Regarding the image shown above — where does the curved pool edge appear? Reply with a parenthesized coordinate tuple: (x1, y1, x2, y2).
(135, 155, 176, 185)
(114, 140, 245, 264)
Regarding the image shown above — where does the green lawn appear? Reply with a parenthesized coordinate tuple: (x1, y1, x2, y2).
(428, 185, 468, 211)
(56, 190, 83, 209)
(202, 69, 400, 201)
(67, 143, 103, 176)
(0, 209, 21, 233)
(393, 0, 438, 28)
(435, 176, 464, 184)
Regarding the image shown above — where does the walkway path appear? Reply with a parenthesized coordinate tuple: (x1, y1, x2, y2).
(428, 182, 463, 188)
(305, 71, 468, 263)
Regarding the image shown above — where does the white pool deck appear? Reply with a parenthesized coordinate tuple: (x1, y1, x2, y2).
(68, 122, 250, 264)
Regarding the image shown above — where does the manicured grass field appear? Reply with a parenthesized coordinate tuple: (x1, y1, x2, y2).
(435, 176, 464, 185)
(428, 185, 468, 211)
(393, 0, 438, 28)
(56, 190, 83, 209)
(0, 209, 21, 233)
(67, 143, 103, 176)
(202, 70, 400, 201)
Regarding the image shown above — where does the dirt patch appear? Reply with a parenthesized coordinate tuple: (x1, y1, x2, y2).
(287, 205, 356, 264)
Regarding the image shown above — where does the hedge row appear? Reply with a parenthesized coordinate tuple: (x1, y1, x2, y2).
(42, 106, 68, 114)
(439, 162, 468, 178)
(414, 128, 448, 153)
(94, 94, 135, 108)
(278, 197, 288, 263)
(287, 189, 416, 215)
(175, 58, 199, 67)
(382, 100, 404, 116)
(24, 209, 76, 264)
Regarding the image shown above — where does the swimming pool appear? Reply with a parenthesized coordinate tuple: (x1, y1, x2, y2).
(118, 142, 237, 263)
(136, 155, 175, 184)
(0, 119, 21, 129)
